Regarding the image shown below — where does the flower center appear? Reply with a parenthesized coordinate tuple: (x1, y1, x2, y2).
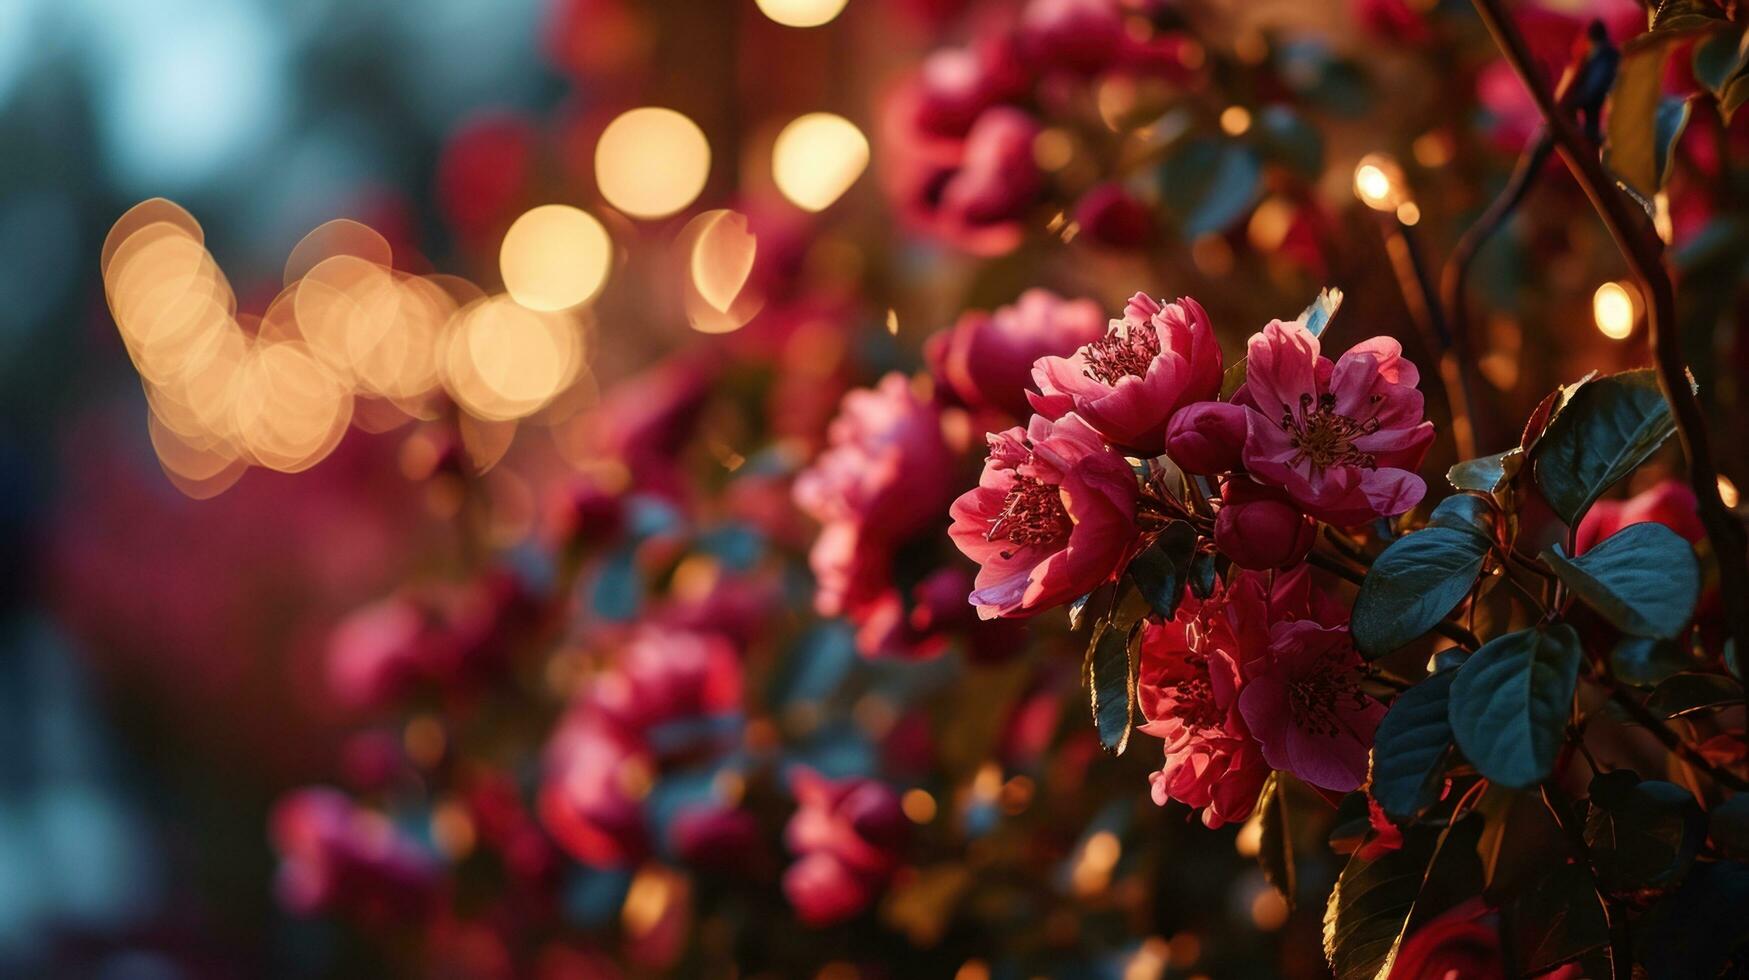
(1286, 668, 1366, 738)
(1081, 319, 1161, 385)
(1166, 657, 1226, 730)
(986, 474, 1071, 553)
(1280, 392, 1383, 472)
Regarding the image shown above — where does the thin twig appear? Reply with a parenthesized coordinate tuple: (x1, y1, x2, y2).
(1540, 782, 1632, 980)
(1471, 0, 1749, 672)
(1600, 675, 1749, 791)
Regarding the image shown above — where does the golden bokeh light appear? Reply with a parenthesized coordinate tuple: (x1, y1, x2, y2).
(444, 295, 584, 421)
(680, 209, 763, 334)
(499, 204, 613, 310)
(772, 112, 869, 212)
(231, 341, 354, 473)
(1592, 281, 1637, 340)
(284, 218, 393, 285)
(1219, 105, 1252, 136)
(595, 108, 711, 219)
(1353, 154, 1407, 212)
(1720, 475, 1741, 509)
(755, 0, 850, 28)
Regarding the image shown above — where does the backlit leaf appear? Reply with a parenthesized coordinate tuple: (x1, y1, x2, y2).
(1541, 522, 1699, 639)
(1533, 369, 1675, 526)
(1448, 625, 1582, 789)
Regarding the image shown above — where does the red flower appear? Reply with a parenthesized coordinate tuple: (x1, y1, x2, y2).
(927, 288, 1106, 419)
(1029, 293, 1223, 456)
(1235, 320, 1434, 526)
(1074, 183, 1156, 250)
(1017, 0, 1126, 76)
(538, 721, 652, 869)
(781, 770, 908, 926)
(270, 788, 437, 923)
(1238, 620, 1385, 793)
(794, 374, 956, 618)
(1165, 400, 1249, 475)
(949, 413, 1139, 619)
(1574, 479, 1706, 556)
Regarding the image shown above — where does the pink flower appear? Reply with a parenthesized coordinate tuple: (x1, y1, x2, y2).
(1073, 183, 1156, 250)
(1238, 620, 1385, 792)
(781, 770, 908, 926)
(949, 413, 1139, 619)
(1387, 898, 1518, 980)
(1029, 293, 1223, 456)
(270, 788, 437, 923)
(1214, 478, 1316, 571)
(794, 374, 956, 618)
(1165, 400, 1249, 475)
(584, 627, 743, 752)
(670, 804, 764, 873)
(927, 288, 1107, 419)
(1018, 0, 1125, 76)
(909, 38, 1030, 139)
(538, 721, 652, 868)
(1574, 479, 1706, 556)
(1234, 320, 1435, 526)
(884, 102, 1045, 256)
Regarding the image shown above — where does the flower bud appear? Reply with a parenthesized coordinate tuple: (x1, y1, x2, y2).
(1166, 401, 1248, 474)
(1215, 479, 1315, 570)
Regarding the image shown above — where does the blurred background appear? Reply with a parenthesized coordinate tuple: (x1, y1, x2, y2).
(3, 0, 1744, 976)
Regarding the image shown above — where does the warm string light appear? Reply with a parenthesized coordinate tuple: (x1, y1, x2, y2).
(1592, 280, 1637, 339)
(595, 107, 712, 219)
(680, 209, 762, 334)
(499, 204, 613, 311)
(771, 112, 869, 212)
(755, 0, 850, 28)
(1353, 153, 1408, 212)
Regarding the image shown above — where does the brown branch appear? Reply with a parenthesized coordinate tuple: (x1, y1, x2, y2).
(1470, 0, 1749, 665)
(1602, 677, 1749, 791)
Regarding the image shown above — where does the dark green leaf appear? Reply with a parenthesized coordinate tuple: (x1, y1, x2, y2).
(1323, 819, 1482, 980)
(1724, 70, 1749, 122)
(1370, 669, 1456, 823)
(1610, 635, 1693, 686)
(1644, 671, 1743, 717)
(1219, 356, 1249, 400)
(1427, 493, 1498, 542)
(1189, 549, 1218, 600)
(1448, 625, 1582, 789)
(1692, 26, 1749, 95)
(1637, 862, 1749, 980)
(1502, 863, 1611, 976)
(1533, 369, 1676, 526)
(1254, 105, 1324, 176)
(1541, 522, 1699, 639)
(1085, 619, 1140, 755)
(1585, 773, 1704, 890)
(1447, 448, 1524, 494)
(1352, 527, 1490, 659)
(1129, 521, 1197, 619)
(1257, 773, 1297, 907)
(1708, 794, 1749, 860)
(1654, 97, 1694, 190)
(1159, 138, 1262, 238)
(1607, 39, 1674, 197)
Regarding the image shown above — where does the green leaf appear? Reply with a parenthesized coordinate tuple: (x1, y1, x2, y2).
(1129, 521, 1197, 619)
(1541, 522, 1699, 639)
(1654, 97, 1694, 190)
(1692, 26, 1749, 95)
(1159, 138, 1262, 238)
(1448, 625, 1583, 789)
(1610, 635, 1693, 687)
(1323, 819, 1482, 980)
(1370, 669, 1456, 823)
(1189, 549, 1218, 600)
(1085, 618, 1140, 755)
(1708, 794, 1749, 861)
(1585, 771, 1704, 890)
(1220, 357, 1249, 400)
(1643, 670, 1744, 717)
(1257, 773, 1297, 907)
(1351, 527, 1490, 659)
(1427, 493, 1498, 542)
(1502, 863, 1611, 976)
(1254, 105, 1324, 176)
(1607, 39, 1675, 198)
(1447, 448, 1524, 494)
(1533, 369, 1676, 526)
(1650, 0, 1731, 34)
(1723, 70, 1749, 121)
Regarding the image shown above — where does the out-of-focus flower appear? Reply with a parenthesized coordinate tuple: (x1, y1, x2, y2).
(436, 113, 538, 246)
(326, 570, 542, 710)
(1030, 293, 1223, 456)
(584, 358, 717, 502)
(1165, 400, 1249, 475)
(1476, 1, 1642, 150)
(1353, 0, 1433, 44)
(1018, 0, 1126, 76)
(781, 769, 908, 926)
(270, 788, 438, 923)
(1238, 619, 1383, 793)
(949, 413, 1139, 619)
(669, 804, 764, 873)
(1574, 479, 1706, 556)
(546, 477, 627, 554)
(1214, 478, 1316, 571)
(539, 722, 653, 868)
(927, 288, 1106, 420)
(1074, 183, 1156, 250)
(852, 566, 1028, 660)
(1234, 321, 1434, 526)
(794, 374, 956, 618)
(1385, 897, 1568, 980)
(584, 627, 743, 756)
(884, 99, 1045, 256)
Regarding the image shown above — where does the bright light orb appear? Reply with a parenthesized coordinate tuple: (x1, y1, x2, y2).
(1353, 154, 1406, 212)
(499, 205, 612, 311)
(595, 108, 711, 219)
(755, 0, 850, 28)
(771, 113, 869, 213)
(1593, 281, 1636, 340)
